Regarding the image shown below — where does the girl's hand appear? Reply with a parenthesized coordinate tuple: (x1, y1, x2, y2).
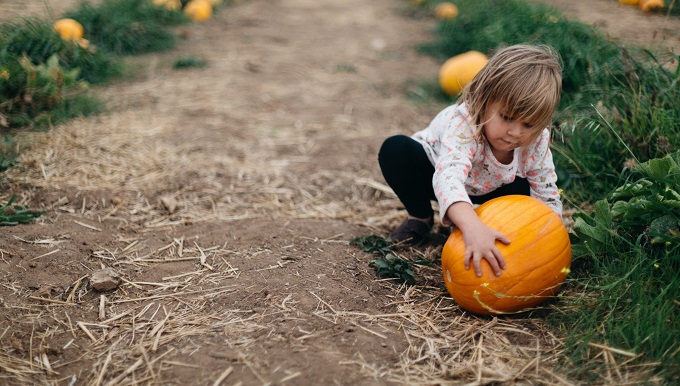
(445, 202, 509, 277)
(461, 221, 509, 277)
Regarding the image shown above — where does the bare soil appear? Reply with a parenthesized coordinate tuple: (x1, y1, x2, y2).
(1, 0, 678, 385)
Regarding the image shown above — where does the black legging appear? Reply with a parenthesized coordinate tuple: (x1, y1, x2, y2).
(378, 135, 530, 219)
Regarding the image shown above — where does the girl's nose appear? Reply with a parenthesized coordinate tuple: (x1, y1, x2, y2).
(507, 123, 522, 137)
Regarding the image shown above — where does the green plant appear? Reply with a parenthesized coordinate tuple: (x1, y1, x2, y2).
(553, 50, 680, 202)
(0, 196, 42, 225)
(0, 135, 17, 173)
(0, 17, 116, 129)
(350, 235, 433, 284)
(553, 151, 680, 381)
(1, 53, 95, 129)
(65, 0, 187, 55)
(369, 253, 433, 285)
(350, 235, 392, 256)
(173, 55, 208, 69)
(0, 17, 120, 86)
(418, 0, 621, 99)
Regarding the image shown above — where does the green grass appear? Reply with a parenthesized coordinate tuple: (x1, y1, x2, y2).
(414, 0, 680, 382)
(0, 135, 17, 173)
(0, 195, 42, 225)
(64, 0, 189, 55)
(0, 17, 122, 86)
(554, 49, 680, 203)
(0, 17, 119, 129)
(557, 152, 680, 381)
(173, 55, 208, 69)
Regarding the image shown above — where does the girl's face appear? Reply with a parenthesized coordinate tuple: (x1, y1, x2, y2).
(482, 103, 537, 153)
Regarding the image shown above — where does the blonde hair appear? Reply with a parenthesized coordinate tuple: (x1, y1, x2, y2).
(461, 44, 562, 143)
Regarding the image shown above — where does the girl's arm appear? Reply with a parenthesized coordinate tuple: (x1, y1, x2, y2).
(525, 130, 562, 216)
(445, 202, 509, 277)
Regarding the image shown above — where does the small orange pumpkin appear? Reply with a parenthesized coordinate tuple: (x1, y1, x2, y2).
(438, 51, 488, 96)
(639, 0, 664, 12)
(53, 18, 84, 42)
(441, 195, 572, 315)
(435, 2, 459, 20)
(184, 0, 213, 22)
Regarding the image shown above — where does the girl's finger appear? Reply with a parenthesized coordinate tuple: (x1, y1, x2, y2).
(483, 253, 502, 276)
(473, 255, 484, 277)
(492, 246, 507, 270)
(496, 231, 511, 245)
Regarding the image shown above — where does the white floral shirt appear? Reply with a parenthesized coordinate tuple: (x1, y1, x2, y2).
(412, 103, 562, 225)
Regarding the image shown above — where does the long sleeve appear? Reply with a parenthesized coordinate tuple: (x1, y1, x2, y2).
(521, 130, 563, 216)
(412, 104, 482, 225)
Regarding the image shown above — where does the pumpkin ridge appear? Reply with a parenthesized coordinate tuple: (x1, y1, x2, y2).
(502, 265, 564, 296)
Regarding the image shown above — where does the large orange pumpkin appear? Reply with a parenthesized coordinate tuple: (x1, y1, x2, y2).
(441, 195, 571, 315)
(438, 51, 488, 96)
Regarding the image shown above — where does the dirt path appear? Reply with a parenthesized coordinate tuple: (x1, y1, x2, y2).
(1, 0, 679, 385)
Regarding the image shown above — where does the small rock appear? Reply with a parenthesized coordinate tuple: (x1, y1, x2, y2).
(90, 268, 121, 292)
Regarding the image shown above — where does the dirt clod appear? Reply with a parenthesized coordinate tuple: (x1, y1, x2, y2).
(89, 268, 121, 292)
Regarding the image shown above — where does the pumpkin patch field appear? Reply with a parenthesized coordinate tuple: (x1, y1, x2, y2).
(1, 0, 679, 385)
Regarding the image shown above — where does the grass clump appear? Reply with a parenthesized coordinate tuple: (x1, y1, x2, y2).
(0, 18, 111, 129)
(0, 195, 42, 225)
(417, 0, 620, 97)
(555, 151, 680, 381)
(553, 50, 680, 202)
(0, 135, 17, 173)
(351, 235, 433, 285)
(64, 0, 189, 56)
(173, 55, 208, 69)
(0, 17, 121, 85)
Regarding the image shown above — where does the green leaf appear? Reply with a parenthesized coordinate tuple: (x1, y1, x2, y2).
(634, 150, 680, 186)
(648, 215, 679, 244)
(0, 196, 42, 226)
(412, 259, 435, 267)
(350, 235, 392, 256)
(368, 253, 426, 285)
(572, 200, 613, 250)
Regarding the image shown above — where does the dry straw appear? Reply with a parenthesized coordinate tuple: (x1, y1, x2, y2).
(1, 108, 652, 385)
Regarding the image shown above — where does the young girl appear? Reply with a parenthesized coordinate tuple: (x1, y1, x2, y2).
(378, 44, 563, 277)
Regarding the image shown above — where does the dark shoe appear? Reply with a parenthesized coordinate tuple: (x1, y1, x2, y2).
(389, 218, 433, 245)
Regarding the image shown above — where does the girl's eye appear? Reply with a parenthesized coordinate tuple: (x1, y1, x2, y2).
(500, 113, 513, 121)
